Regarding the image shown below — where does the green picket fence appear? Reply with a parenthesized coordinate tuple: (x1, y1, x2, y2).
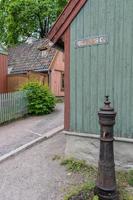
(0, 91, 28, 124)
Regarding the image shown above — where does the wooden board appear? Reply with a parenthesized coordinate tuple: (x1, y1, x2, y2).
(70, 0, 133, 139)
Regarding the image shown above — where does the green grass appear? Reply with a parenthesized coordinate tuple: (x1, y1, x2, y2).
(60, 158, 133, 200)
(128, 170, 133, 186)
(61, 158, 89, 172)
(64, 182, 96, 200)
(117, 170, 129, 187)
(119, 189, 133, 200)
(117, 169, 133, 187)
(60, 157, 97, 178)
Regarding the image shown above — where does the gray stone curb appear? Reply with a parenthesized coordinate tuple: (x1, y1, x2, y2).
(63, 131, 133, 143)
(0, 125, 64, 164)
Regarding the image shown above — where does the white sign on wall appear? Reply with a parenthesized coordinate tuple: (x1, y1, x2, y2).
(75, 35, 108, 48)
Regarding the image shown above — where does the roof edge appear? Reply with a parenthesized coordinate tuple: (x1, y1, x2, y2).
(48, 0, 87, 44)
(48, 0, 73, 36)
(0, 51, 8, 56)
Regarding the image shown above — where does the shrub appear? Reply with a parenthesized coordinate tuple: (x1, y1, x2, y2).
(21, 81, 56, 115)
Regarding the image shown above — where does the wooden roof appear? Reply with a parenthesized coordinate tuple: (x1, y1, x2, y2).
(8, 39, 56, 74)
(48, 0, 87, 46)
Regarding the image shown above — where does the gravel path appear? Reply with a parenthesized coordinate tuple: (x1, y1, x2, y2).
(0, 103, 64, 156)
(0, 133, 83, 200)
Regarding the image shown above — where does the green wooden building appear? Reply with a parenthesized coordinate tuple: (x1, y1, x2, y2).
(48, 0, 133, 168)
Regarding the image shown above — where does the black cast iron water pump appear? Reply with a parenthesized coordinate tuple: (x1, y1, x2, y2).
(95, 96, 119, 200)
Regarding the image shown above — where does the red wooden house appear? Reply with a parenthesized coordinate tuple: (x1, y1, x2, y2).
(0, 44, 8, 93)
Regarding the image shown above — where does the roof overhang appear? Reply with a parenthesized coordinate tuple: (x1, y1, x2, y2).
(48, 0, 87, 50)
(0, 44, 8, 55)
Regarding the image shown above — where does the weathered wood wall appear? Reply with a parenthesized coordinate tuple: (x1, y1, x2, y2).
(8, 72, 48, 92)
(50, 51, 65, 97)
(8, 74, 27, 92)
(70, 0, 133, 138)
(0, 54, 8, 93)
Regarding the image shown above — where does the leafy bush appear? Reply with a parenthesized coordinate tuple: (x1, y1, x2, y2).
(21, 81, 56, 115)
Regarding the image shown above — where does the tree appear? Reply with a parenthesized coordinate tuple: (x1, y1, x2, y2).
(57, 0, 67, 16)
(0, 0, 67, 46)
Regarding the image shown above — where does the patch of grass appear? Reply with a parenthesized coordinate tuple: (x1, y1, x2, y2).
(117, 170, 129, 187)
(64, 183, 133, 200)
(128, 170, 133, 187)
(61, 158, 88, 172)
(61, 158, 133, 200)
(117, 169, 133, 187)
(119, 189, 133, 200)
(60, 157, 97, 175)
(64, 182, 96, 200)
(93, 196, 99, 200)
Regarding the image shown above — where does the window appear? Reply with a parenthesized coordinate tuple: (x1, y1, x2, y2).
(61, 72, 64, 91)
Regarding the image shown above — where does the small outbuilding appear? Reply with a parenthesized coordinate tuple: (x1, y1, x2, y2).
(8, 38, 64, 97)
(0, 44, 8, 93)
(48, 0, 133, 168)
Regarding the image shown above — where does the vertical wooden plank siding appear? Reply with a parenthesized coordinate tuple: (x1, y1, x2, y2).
(50, 51, 65, 97)
(64, 28, 70, 130)
(76, 8, 84, 132)
(0, 91, 28, 124)
(70, 0, 133, 138)
(0, 54, 8, 93)
(70, 19, 77, 131)
(7, 72, 48, 93)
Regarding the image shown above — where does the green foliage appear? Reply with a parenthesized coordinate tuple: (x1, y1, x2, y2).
(0, 0, 68, 46)
(119, 189, 133, 200)
(60, 157, 96, 175)
(57, 0, 67, 16)
(64, 182, 95, 200)
(117, 170, 129, 188)
(93, 196, 99, 200)
(128, 170, 133, 186)
(61, 158, 88, 172)
(61, 158, 133, 200)
(117, 169, 133, 187)
(21, 81, 56, 115)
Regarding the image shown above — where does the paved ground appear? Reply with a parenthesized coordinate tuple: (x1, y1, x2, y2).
(0, 103, 64, 156)
(0, 133, 83, 200)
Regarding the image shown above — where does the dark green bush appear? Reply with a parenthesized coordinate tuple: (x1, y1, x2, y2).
(21, 81, 56, 115)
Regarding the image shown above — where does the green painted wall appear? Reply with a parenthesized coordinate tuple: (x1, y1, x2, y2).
(70, 0, 133, 138)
